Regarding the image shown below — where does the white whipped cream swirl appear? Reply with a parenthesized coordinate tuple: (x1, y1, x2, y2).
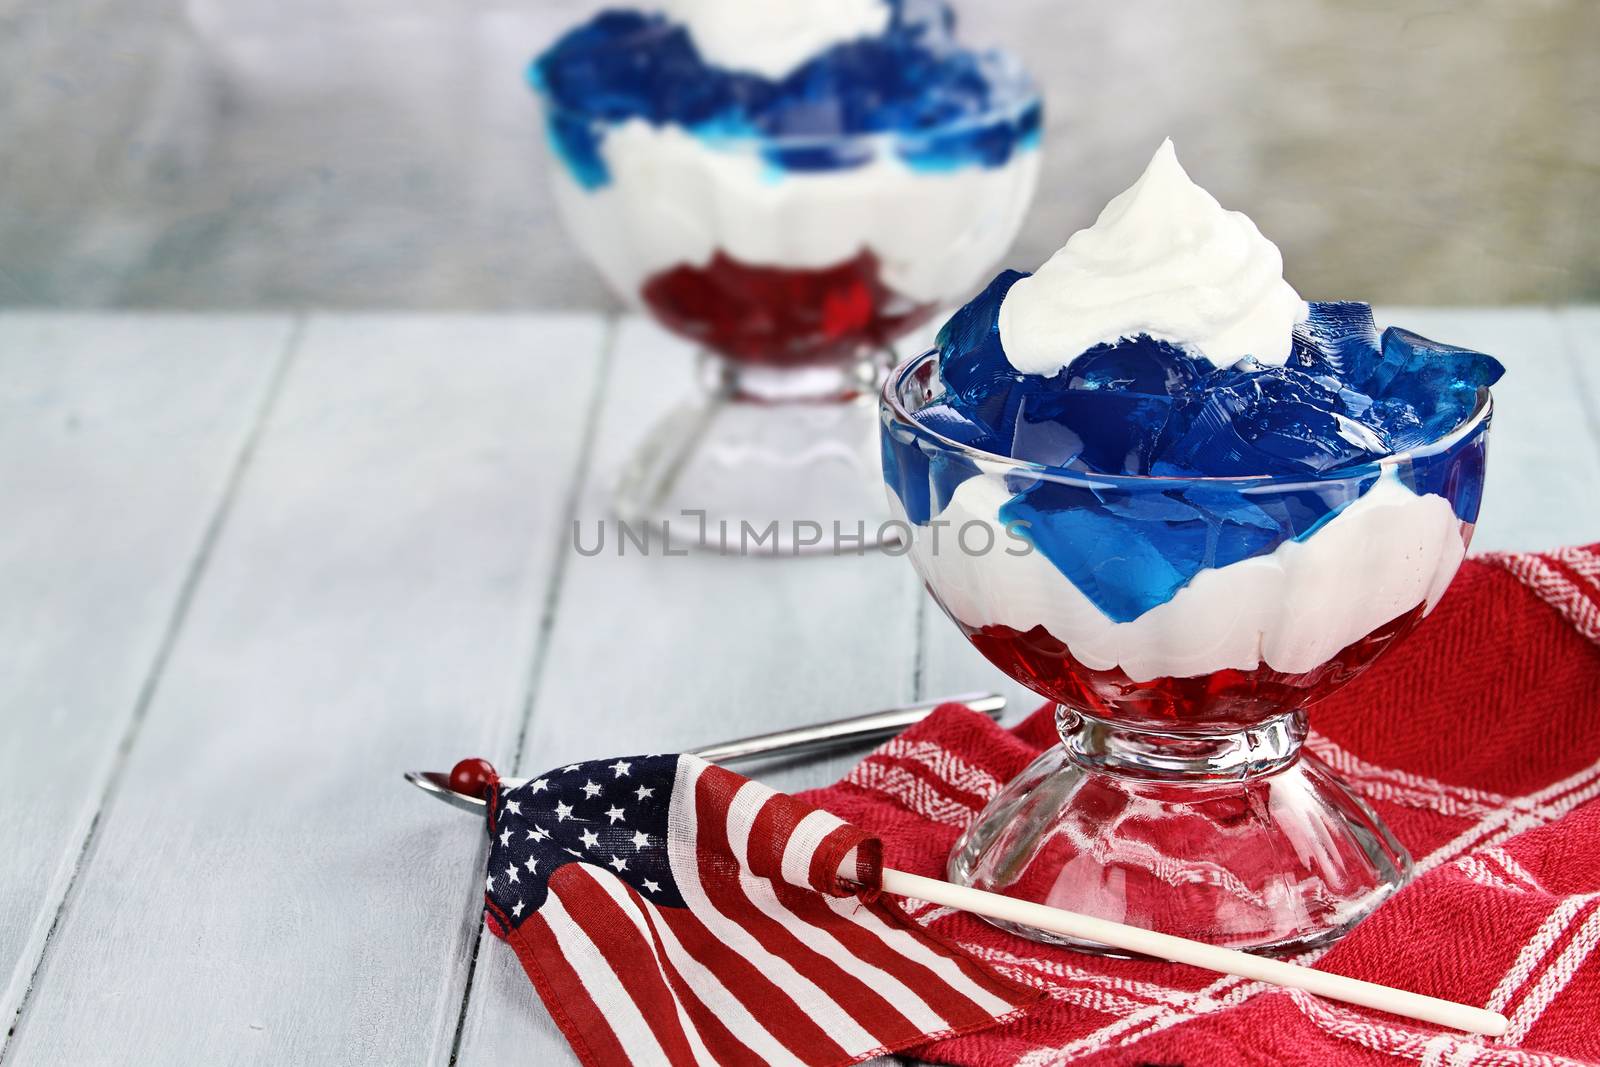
(661, 0, 892, 80)
(998, 139, 1308, 375)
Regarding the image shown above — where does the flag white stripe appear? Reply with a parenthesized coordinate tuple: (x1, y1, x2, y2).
(567, 868, 716, 1067)
(666, 759, 883, 1059)
(821, 892, 1020, 1019)
(780, 819, 1017, 1017)
(731, 788, 953, 1037)
(541, 888, 668, 1067)
(579, 864, 805, 1067)
(778, 809, 849, 890)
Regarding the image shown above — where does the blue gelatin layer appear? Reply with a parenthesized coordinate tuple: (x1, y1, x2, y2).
(893, 287, 1504, 623)
(532, 2, 1039, 188)
(999, 480, 1285, 623)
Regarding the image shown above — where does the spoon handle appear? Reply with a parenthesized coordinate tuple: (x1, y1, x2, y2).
(688, 692, 1004, 764)
(408, 693, 1005, 815)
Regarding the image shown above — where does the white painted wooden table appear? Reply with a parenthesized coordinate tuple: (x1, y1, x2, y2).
(1, 309, 1596, 1066)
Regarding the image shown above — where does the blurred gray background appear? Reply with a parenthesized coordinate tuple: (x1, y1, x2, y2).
(1, 0, 1596, 310)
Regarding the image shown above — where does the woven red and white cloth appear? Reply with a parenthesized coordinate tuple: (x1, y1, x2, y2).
(803, 544, 1600, 1066)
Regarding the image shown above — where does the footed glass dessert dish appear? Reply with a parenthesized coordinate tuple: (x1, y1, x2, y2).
(879, 141, 1503, 953)
(531, 1, 1041, 550)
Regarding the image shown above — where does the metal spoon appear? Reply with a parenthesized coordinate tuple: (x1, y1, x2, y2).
(405, 692, 1005, 814)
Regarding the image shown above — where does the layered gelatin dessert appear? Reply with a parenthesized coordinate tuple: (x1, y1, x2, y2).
(532, 0, 1042, 367)
(533, 0, 1042, 551)
(886, 139, 1501, 725)
(880, 140, 1502, 950)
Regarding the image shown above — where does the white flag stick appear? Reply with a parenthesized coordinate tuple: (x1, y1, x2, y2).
(879, 868, 1506, 1037)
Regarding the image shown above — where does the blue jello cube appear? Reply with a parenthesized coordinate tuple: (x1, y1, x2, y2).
(1399, 428, 1489, 524)
(936, 270, 1028, 394)
(934, 271, 1038, 441)
(1364, 396, 1427, 452)
(1154, 362, 1389, 477)
(543, 111, 610, 190)
(886, 405, 991, 526)
(911, 401, 1005, 454)
(881, 421, 932, 527)
(1248, 403, 1388, 473)
(1374, 327, 1504, 443)
(1011, 389, 1178, 474)
(899, 401, 1002, 525)
(998, 480, 1287, 622)
(1005, 400, 1084, 469)
(1290, 301, 1382, 387)
(1004, 336, 1202, 472)
(773, 32, 994, 138)
(539, 13, 717, 124)
(900, 112, 1022, 171)
(1185, 471, 1369, 544)
(1059, 335, 1207, 396)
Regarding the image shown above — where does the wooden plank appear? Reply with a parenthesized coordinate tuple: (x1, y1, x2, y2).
(450, 318, 926, 1067)
(0, 313, 295, 1039)
(1556, 308, 1600, 492)
(921, 307, 1600, 725)
(1, 314, 609, 1066)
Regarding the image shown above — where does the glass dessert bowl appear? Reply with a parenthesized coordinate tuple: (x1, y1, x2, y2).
(531, 5, 1041, 550)
(883, 348, 1492, 954)
(878, 139, 1504, 953)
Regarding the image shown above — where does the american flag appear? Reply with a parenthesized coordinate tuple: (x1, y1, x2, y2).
(481, 753, 1034, 1066)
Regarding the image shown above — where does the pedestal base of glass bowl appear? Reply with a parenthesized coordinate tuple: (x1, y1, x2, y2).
(613, 349, 899, 555)
(947, 708, 1412, 956)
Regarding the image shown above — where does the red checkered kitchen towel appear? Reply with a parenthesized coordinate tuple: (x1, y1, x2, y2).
(803, 545, 1600, 1067)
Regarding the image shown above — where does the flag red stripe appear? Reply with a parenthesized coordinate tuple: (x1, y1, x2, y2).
(807, 820, 859, 895)
(611, 876, 767, 1067)
(808, 820, 1027, 1011)
(656, 905, 849, 1066)
(510, 917, 634, 1067)
(758, 806, 1011, 1030)
(556, 868, 704, 1066)
(694, 767, 927, 1049)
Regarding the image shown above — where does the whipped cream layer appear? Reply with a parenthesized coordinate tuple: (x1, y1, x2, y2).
(905, 470, 1466, 681)
(552, 119, 1041, 305)
(661, 0, 891, 79)
(999, 139, 1307, 376)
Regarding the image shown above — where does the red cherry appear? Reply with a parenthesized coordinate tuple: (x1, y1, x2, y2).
(448, 757, 498, 799)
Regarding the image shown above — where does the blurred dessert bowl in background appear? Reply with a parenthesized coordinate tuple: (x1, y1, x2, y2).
(530, 0, 1041, 551)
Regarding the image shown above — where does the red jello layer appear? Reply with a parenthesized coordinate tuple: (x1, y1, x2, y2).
(640, 250, 935, 368)
(960, 604, 1429, 730)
